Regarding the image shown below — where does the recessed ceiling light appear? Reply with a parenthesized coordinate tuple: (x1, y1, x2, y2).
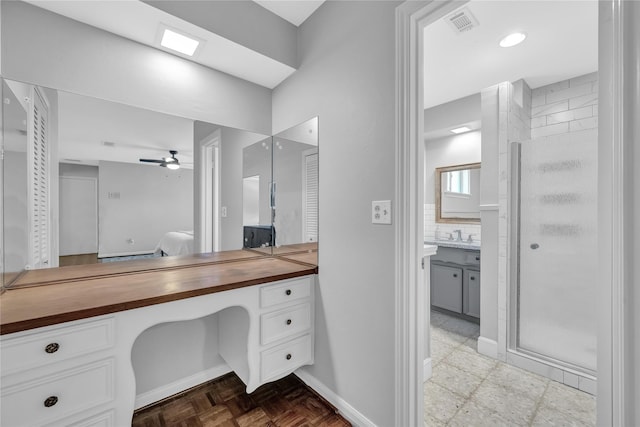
(160, 28, 200, 56)
(499, 32, 527, 48)
(450, 126, 471, 134)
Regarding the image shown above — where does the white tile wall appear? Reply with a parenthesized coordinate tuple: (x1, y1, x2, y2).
(530, 72, 598, 138)
(423, 204, 481, 243)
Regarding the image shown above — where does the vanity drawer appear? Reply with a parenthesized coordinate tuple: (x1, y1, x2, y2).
(261, 334, 312, 382)
(1, 358, 114, 427)
(1, 318, 114, 376)
(261, 303, 311, 346)
(260, 277, 311, 308)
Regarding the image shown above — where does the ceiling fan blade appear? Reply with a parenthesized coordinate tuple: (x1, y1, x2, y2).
(139, 158, 164, 163)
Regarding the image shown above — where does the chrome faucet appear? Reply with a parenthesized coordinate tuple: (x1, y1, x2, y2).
(453, 229, 463, 241)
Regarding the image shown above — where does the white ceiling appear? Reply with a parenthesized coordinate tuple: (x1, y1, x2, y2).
(424, 0, 598, 109)
(24, 0, 296, 89)
(253, 0, 325, 26)
(58, 91, 194, 168)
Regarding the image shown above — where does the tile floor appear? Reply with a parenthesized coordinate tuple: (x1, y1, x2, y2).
(425, 310, 596, 427)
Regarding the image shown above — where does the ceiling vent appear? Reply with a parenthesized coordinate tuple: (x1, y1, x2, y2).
(102, 141, 116, 147)
(445, 7, 479, 34)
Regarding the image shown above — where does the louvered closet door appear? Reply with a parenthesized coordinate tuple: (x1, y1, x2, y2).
(303, 152, 318, 242)
(28, 88, 50, 269)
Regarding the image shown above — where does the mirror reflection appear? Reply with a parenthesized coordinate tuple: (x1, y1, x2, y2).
(2, 78, 320, 289)
(436, 162, 481, 223)
(272, 117, 318, 255)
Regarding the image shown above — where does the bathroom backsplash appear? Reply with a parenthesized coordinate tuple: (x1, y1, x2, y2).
(424, 204, 481, 243)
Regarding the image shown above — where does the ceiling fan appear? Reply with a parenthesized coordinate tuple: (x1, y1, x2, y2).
(139, 150, 181, 170)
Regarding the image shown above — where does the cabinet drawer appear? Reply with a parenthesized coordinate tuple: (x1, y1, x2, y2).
(1, 318, 114, 376)
(1, 359, 114, 427)
(260, 277, 311, 308)
(261, 303, 311, 346)
(261, 334, 312, 382)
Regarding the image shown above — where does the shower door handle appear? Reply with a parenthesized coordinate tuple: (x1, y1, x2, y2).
(530, 243, 540, 250)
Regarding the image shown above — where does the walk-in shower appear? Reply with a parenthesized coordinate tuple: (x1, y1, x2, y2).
(510, 128, 598, 378)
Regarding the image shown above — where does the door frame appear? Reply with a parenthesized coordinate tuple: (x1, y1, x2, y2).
(394, 0, 631, 425)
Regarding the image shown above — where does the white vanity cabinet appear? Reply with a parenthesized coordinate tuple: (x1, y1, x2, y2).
(430, 246, 480, 319)
(1, 274, 315, 427)
(0, 317, 117, 427)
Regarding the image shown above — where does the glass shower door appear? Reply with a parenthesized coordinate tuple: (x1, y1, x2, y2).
(515, 128, 597, 373)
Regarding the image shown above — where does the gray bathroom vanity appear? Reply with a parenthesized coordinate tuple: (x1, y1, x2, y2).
(428, 242, 480, 320)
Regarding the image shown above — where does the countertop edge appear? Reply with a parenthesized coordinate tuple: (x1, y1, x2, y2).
(0, 258, 317, 336)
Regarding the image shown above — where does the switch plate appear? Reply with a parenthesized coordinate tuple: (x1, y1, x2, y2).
(372, 200, 392, 224)
(221, 206, 228, 218)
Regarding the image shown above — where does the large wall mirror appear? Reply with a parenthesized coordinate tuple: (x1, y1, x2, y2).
(435, 162, 481, 224)
(1, 77, 319, 289)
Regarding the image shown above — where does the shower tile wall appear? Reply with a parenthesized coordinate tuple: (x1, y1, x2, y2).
(530, 72, 598, 138)
(423, 204, 481, 243)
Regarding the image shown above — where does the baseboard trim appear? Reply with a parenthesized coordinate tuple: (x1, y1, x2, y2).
(135, 364, 231, 409)
(295, 369, 377, 427)
(99, 250, 156, 258)
(477, 336, 498, 359)
(423, 358, 432, 381)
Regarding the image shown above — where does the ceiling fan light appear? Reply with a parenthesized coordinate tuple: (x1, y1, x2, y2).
(166, 163, 180, 170)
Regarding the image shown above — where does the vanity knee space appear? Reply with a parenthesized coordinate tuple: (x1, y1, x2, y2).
(430, 246, 481, 319)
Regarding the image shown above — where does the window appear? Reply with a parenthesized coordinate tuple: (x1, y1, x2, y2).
(444, 169, 470, 195)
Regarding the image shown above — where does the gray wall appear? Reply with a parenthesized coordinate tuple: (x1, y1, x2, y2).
(1, 1, 272, 135)
(272, 2, 399, 425)
(98, 161, 193, 257)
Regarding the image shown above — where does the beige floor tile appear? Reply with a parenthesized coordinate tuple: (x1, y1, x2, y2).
(431, 362, 484, 398)
(424, 381, 466, 424)
(448, 400, 512, 427)
(532, 405, 594, 427)
(486, 362, 549, 400)
(472, 381, 537, 426)
(432, 326, 467, 346)
(431, 339, 457, 366)
(444, 347, 498, 379)
(424, 413, 446, 427)
(541, 381, 596, 425)
(461, 336, 479, 351)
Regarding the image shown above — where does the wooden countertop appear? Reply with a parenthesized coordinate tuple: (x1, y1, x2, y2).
(0, 255, 317, 335)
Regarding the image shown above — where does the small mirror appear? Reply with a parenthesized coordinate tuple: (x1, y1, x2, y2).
(436, 162, 481, 223)
(272, 117, 318, 255)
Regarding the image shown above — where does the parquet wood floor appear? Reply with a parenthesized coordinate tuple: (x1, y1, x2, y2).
(132, 373, 351, 427)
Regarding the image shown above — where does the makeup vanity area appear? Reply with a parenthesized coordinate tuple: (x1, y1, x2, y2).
(0, 249, 318, 427)
(1, 75, 319, 425)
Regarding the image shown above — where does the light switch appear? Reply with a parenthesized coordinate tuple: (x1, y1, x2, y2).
(372, 200, 392, 224)
(221, 206, 228, 217)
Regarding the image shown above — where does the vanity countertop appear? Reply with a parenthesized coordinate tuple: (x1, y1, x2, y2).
(0, 251, 318, 335)
(425, 240, 481, 251)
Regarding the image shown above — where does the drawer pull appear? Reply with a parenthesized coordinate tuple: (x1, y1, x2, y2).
(45, 343, 60, 354)
(285, 289, 292, 296)
(44, 396, 58, 407)
(286, 353, 292, 360)
(286, 319, 292, 325)
(475, 256, 480, 261)
(453, 274, 458, 278)
(470, 277, 476, 281)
